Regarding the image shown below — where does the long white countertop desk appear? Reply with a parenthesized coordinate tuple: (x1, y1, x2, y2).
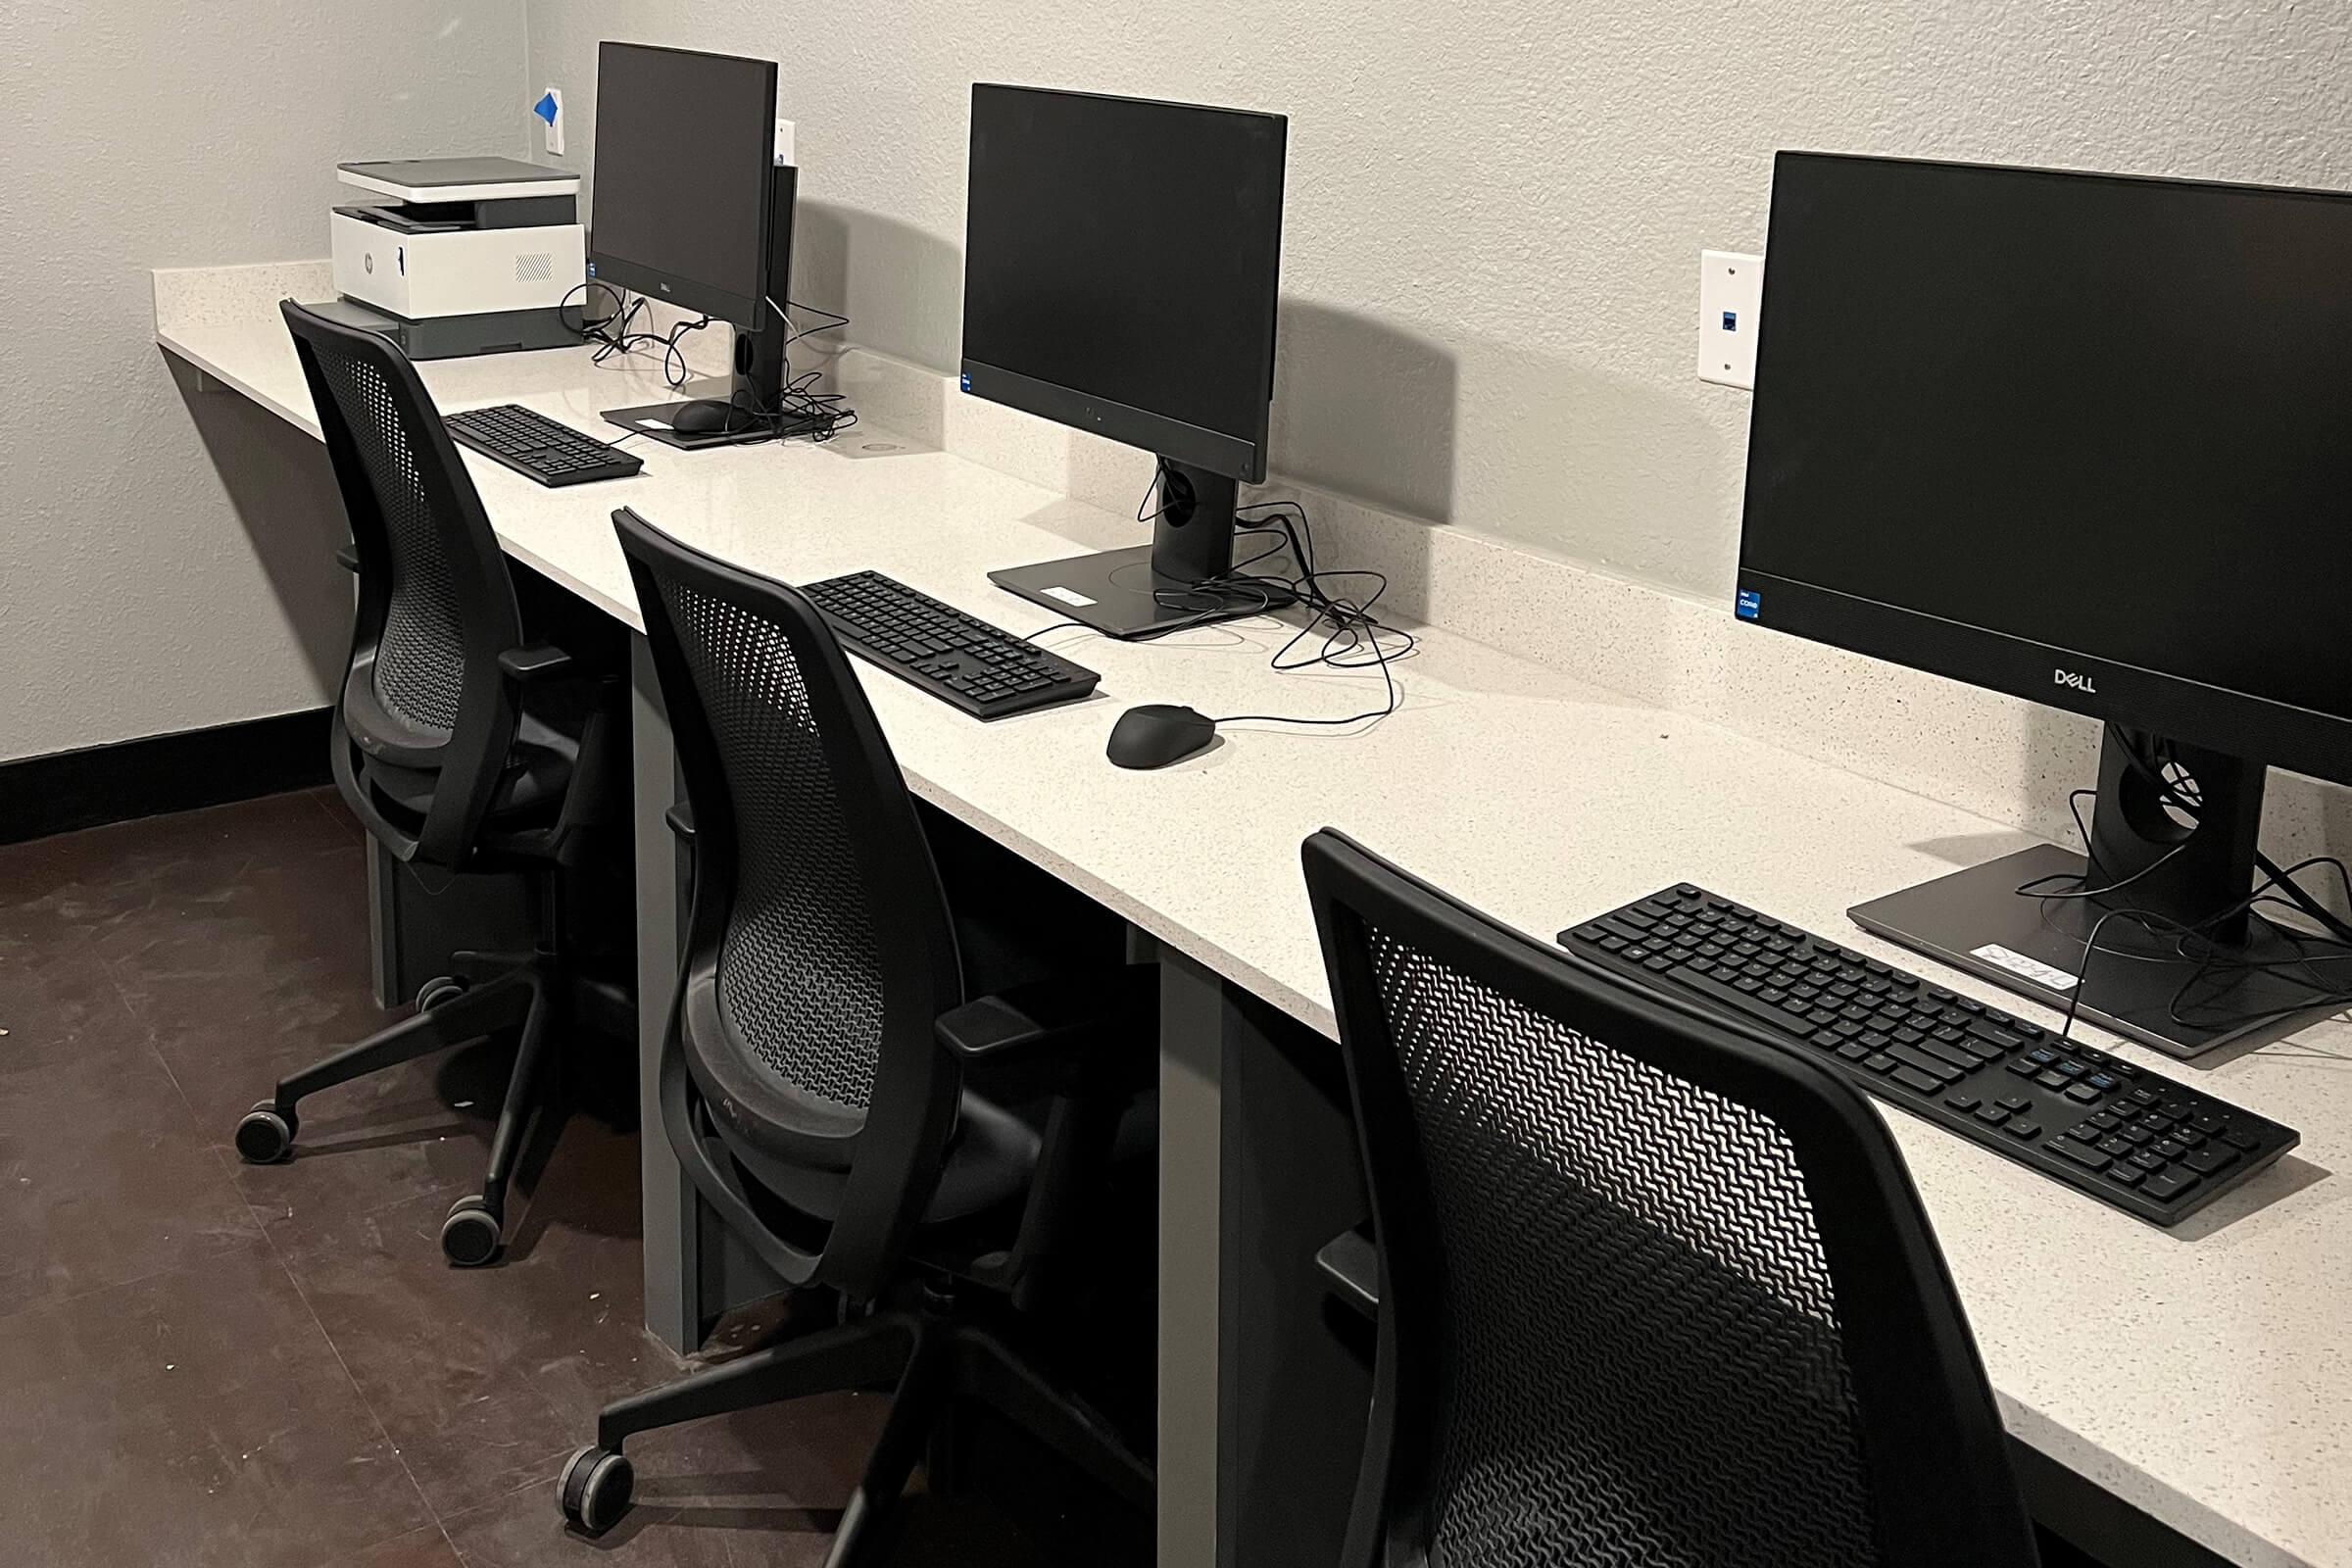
(162, 268, 2352, 1568)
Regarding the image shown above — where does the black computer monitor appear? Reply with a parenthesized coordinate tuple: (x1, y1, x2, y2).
(588, 42, 812, 447)
(1740, 151, 2352, 1055)
(965, 83, 1288, 637)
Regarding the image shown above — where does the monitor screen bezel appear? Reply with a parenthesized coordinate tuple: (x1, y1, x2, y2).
(1736, 150, 2352, 790)
(586, 41, 779, 331)
(957, 82, 1287, 483)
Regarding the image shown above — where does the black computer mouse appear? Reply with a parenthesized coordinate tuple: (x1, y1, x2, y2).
(1106, 704, 1218, 769)
(671, 399, 752, 435)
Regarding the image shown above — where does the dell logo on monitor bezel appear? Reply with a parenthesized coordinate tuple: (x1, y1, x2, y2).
(2055, 668, 2098, 695)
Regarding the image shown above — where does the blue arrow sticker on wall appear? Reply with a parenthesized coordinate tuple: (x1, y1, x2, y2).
(533, 91, 559, 125)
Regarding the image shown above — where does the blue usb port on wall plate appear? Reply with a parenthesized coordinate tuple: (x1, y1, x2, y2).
(1736, 589, 1762, 620)
(1722, 310, 1738, 331)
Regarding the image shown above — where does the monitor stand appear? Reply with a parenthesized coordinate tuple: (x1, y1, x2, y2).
(1850, 726, 2337, 1058)
(602, 314, 826, 451)
(990, 459, 1294, 639)
(602, 162, 825, 451)
(602, 389, 829, 451)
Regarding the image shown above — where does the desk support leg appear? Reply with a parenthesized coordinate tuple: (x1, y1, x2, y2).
(633, 636, 702, 1354)
(368, 841, 399, 1009)
(1158, 951, 1229, 1568)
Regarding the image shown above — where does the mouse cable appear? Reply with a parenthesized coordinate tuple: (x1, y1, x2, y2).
(1026, 477, 1418, 728)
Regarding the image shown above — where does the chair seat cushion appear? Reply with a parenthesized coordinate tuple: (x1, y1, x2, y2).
(724, 1091, 1041, 1228)
(362, 709, 578, 820)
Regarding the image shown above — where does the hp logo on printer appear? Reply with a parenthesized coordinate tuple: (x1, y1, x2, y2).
(2055, 668, 2098, 695)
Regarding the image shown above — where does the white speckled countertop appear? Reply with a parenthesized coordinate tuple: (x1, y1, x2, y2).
(158, 262, 2352, 1568)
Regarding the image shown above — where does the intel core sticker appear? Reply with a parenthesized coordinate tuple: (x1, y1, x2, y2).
(1971, 943, 2079, 992)
(959, 372, 972, 393)
(1736, 589, 1762, 620)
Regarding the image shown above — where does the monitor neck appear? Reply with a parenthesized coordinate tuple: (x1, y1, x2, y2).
(731, 163, 800, 414)
(2085, 725, 2267, 944)
(1149, 458, 1242, 583)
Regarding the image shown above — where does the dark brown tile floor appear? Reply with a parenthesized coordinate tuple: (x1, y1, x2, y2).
(0, 790, 1093, 1566)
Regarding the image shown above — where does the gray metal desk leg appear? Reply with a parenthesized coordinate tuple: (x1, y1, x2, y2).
(633, 635, 703, 1353)
(1161, 953, 1374, 1568)
(368, 843, 400, 1009)
(368, 838, 532, 1010)
(1159, 950, 1229, 1568)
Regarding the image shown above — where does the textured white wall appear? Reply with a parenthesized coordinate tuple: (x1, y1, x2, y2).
(0, 2, 527, 765)
(522, 0, 2351, 599)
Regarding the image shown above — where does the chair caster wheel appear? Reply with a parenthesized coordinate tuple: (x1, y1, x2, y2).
(559, 1444, 634, 1536)
(415, 975, 467, 1011)
(234, 1102, 295, 1164)
(440, 1196, 502, 1267)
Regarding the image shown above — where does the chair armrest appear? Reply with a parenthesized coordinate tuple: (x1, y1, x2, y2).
(497, 643, 575, 684)
(333, 544, 360, 572)
(664, 803, 696, 841)
(936, 964, 1156, 1072)
(1317, 1228, 1380, 1319)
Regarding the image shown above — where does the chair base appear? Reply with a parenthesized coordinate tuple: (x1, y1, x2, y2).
(562, 1298, 1153, 1561)
(232, 946, 625, 1266)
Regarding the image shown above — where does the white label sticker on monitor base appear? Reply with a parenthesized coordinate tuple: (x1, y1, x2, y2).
(1040, 585, 1097, 608)
(1971, 943, 2079, 992)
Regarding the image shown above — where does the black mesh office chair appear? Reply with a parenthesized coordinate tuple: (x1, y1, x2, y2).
(1300, 829, 2040, 1568)
(556, 507, 1153, 1557)
(232, 301, 629, 1268)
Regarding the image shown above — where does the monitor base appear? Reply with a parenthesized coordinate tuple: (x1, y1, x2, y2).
(990, 544, 1293, 640)
(601, 398, 828, 451)
(1850, 842, 2334, 1059)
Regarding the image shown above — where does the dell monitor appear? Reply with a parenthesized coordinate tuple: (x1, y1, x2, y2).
(589, 42, 817, 447)
(965, 84, 1288, 638)
(1739, 151, 2352, 1056)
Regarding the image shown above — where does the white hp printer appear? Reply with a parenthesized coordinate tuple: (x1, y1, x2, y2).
(318, 157, 584, 359)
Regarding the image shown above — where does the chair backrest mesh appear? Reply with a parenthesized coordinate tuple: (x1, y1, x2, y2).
(303, 345, 470, 735)
(1360, 920, 1881, 1568)
(657, 573, 886, 1111)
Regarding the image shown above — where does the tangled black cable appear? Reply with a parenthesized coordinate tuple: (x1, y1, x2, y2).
(764, 299, 858, 440)
(554, 286, 861, 444)
(1027, 468, 1416, 729)
(2015, 728, 2352, 1044)
(560, 280, 710, 389)
(673, 297, 858, 443)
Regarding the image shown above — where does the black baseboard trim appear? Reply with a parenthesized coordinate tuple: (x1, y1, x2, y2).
(0, 708, 333, 847)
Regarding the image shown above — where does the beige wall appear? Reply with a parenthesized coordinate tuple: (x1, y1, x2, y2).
(523, 1, 2351, 600)
(0, 1, 527, 765)
(16, 3, 2343, 769)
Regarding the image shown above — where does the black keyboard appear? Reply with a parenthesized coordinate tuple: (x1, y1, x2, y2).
(804, 570, 1099, 720)
(1561, 885, 2298, 1225)
(446, 403, 643, 486)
